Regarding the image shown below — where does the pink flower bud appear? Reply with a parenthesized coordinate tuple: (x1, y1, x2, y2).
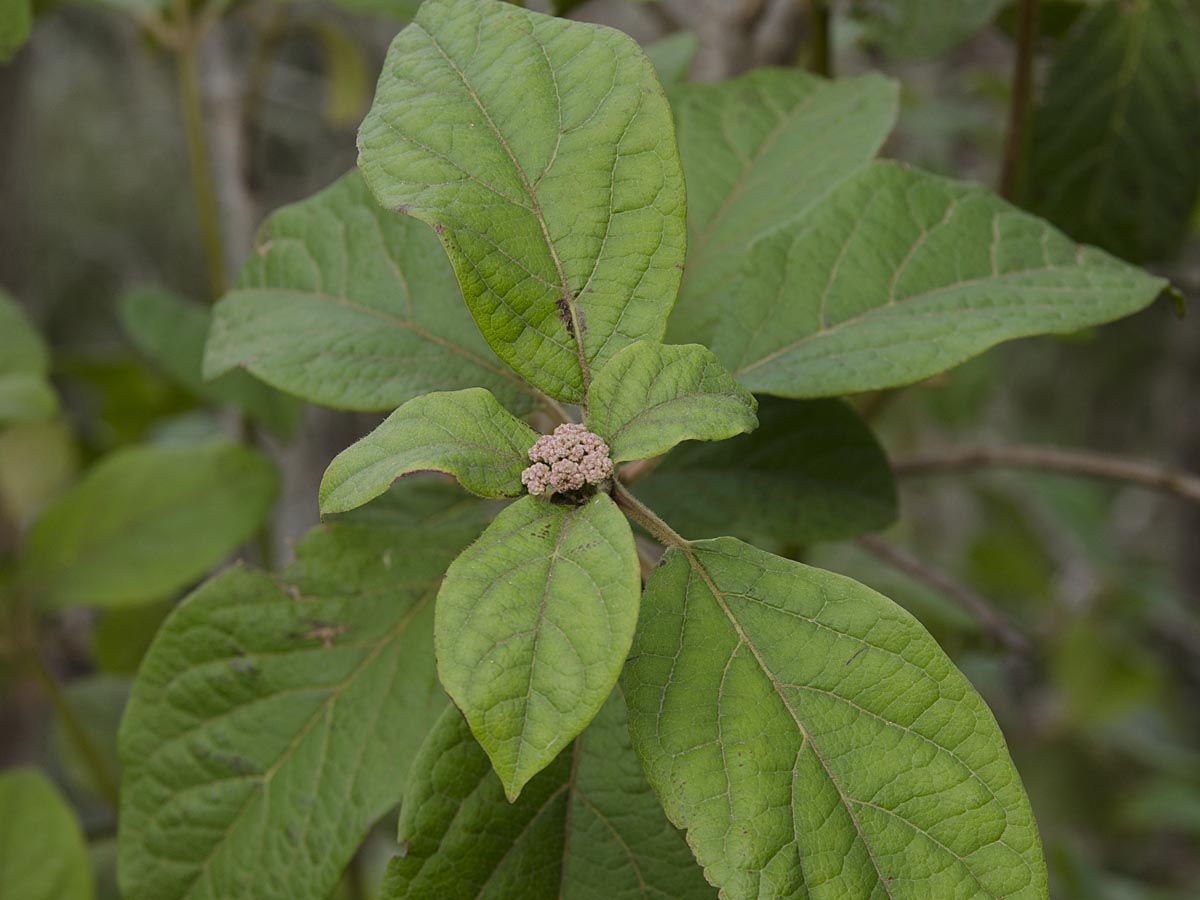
(521, 422, 614, 498)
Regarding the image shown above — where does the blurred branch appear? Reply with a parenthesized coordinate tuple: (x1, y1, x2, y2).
(893, 445, 1200, 505)
(173, 0, 227, 299)
(805, 0, 832, 77)
(999, 0, 1039, 200)
(855, 534, 1031, 654)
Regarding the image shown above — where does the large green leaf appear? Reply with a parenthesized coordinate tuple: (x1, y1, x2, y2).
(587, 341, 757, 463)
(0, 286, 57, 423)
(668, 69, 898, 346)
(1026, 0, 1200, 262)
(715, 161, 1166, 398)
(20, 440, 277, 610)
(320, 388, 537, 513)
(118, 494, 489, 900)
(204, 172, 541, 413)
(121, 287, 301, 437)
(0, 769, 94, 900)
(633, 397, 895, 544)
(623, 539, 1049, 900)
(436, 493, 639, 800)
(850, 0, 1006, 60)
(382, 694, 716, 899)
(358, 0, 686, 402)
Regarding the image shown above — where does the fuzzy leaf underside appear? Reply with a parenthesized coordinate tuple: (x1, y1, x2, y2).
(320, 388, 537, 512)
(118, 492, 489, 900)
(0, 769, 94, 900)
(587, 341, 758, 463)
(1026, 0, 1200, 262)
(121, 287, 302, 437)
(204, 171, 539, 413)
(633, 397, 896, 544)
(382, 695, 717, 899)
(623, 538, 1049, 900)
(20, 440, 278, 610)
(359, 0, 687, 401)
(715, 161, 1167, 398)
(668, 68, 898, 346)
(435, 493, 640, 800)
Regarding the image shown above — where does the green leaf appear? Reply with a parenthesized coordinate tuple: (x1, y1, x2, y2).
(320, 388, 537, 513)
(0, 286, 57, 423)
(1025, 0, 1200, 262)
(0, 769, 94, 900)
(632, 397, 895, 544)
(383, 693, 717, 900)
(587, 341, 757, 463)
(436, 493, 639, 800)
(204, 172, 541, 413)
(0, 419, 79, 523)
(850, 0, 1006, 60)
(358, 0, 687, 402)
(646, 31, 697, 85)
(118, 494, 488, 900)
(20, 440, 278, 610)
(623, 539, 1049, 900)
(667, 69, 898, 346)
(121, 287, 302, 437)
(716, 161, 1167, 398)
(0, 0, 32, 63)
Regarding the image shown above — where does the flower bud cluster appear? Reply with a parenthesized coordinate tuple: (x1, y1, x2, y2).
(521, 423, 614, 498)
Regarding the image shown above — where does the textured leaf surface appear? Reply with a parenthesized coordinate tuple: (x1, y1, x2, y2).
(118, 494, 489, 900)
(21, 440, 277, 610)
(320, 388, 537, 513)
(383, 694, 716, 900)
(204, 172, 540, 412)
(436, 493, 639, 799)
(623, 538, 1049, 900)
(0, 287, 57, 423)
(0, 769, 94, 900)
(587, 341, 757, 463)
(668, 69, 897, 345)
(850, 0, 1006, 59)
(121, 287, 301, 436)
(1026, 0, 1200, 261)
(633, 397, 895, 544)
(716, 162, 1167, 398)
(359, 0, 686, 401)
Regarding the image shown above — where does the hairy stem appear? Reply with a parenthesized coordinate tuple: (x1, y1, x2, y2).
(175, 5, 227, 299)
(806, 0, 833, 77)
(855, 535, 1030, 654)
(893, 445, 1200, 506)
(613, 482, 689, 550)
(999, 0, 1039, 200)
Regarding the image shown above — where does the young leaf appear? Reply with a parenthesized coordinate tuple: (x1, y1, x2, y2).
(716, 161, 1167, 398)
(850, 0, 1006, 60)
(120, 287, 302, 437)
(623, 539, 1049, 900)
(587, 341, 757, 463)
(118, 498, 487, 900)
(320, 387, 537, 513)
(668, 69, 898, 346)
(382, 694, 716, 900)
(1025, 0, 1200, 262)
(0, 286, 57, 424)
(0, 769, 94, 900)
(204, 172, 541, 413)
(633, 397, 896, 544)
(436, 493, 640, 800)
(20, 440, 277, 610)
(358, 0, 687, 402)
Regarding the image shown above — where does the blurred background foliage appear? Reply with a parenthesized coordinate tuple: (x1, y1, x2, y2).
(0, 1, 1198, 899)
